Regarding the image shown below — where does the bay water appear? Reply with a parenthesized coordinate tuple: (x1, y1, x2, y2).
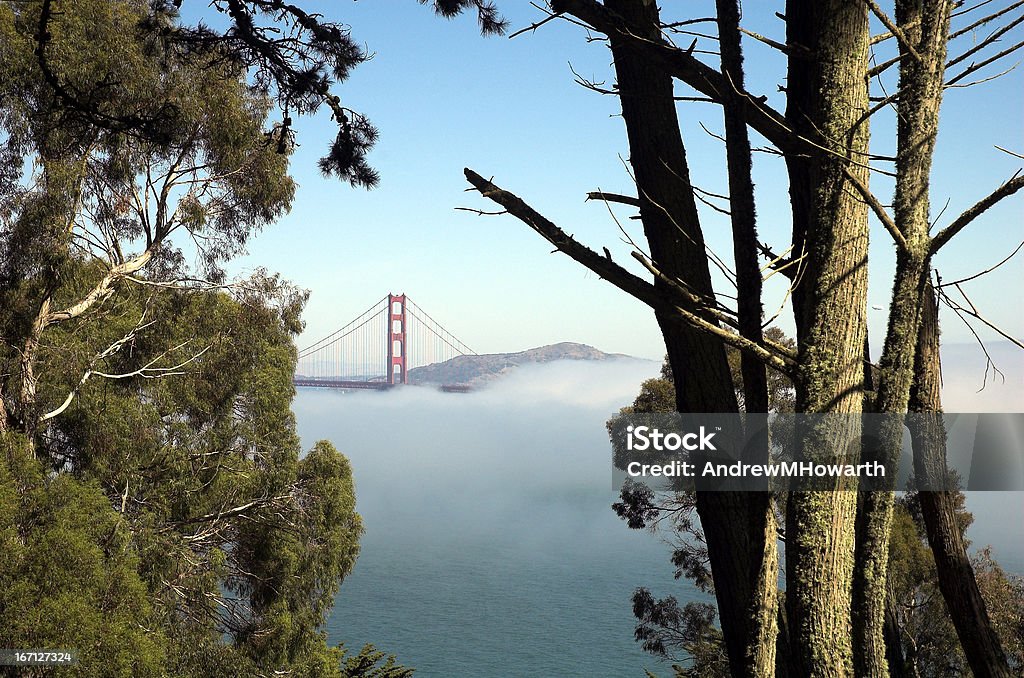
(292, 358, 1024, 677)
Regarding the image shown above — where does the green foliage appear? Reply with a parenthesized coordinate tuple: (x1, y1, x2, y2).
(887, 495, 1024, 675)
(0, 280, 407, 675)
(631, 590, 730, 678)
(0, 1, 413, 674)
(2, 0, 506, 188)
(339, 644, 416, 678)
(0, 436, 167, 677)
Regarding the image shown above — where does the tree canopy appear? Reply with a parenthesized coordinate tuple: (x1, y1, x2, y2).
(0, 1, 421, 673)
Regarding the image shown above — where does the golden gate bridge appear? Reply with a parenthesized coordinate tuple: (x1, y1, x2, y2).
(294, 294, 476, 390)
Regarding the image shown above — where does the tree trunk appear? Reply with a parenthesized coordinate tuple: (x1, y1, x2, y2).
(783, 1, 871, 676)
(717, 0, 780, 673)
(853, 4, 952, 674)
(907, 280, 1013, 677)
(883, 589, 908, 678)
(603, 2, 776, 675)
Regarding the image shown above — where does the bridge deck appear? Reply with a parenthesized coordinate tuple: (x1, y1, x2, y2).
(293, 378, 473, 392)
(293, 378, 392, 390)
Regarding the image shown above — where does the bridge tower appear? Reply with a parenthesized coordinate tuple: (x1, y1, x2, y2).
(386, 293, 408, 385)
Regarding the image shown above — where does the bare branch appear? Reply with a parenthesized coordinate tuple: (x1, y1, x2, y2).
(946, 38, 1024, 85)
(632, 252, 795, 371)
(92, 343, 210, 380)
(871, 18, 921, 44)
(454, 206, 509, 216)
(936, 238, 1024, 287)
(169, 493, 295, 530)
(868, 52, 902, 78)
(739, 27, 810, 57)
(40, 311, 158, 422)
(938, 285, 1024, 350)
(661, 18, 717, 30)
(464, 168, 796, 373)
(952, 0, 997, 19)
(586, 191, 640, 207)
(44, 251, 155, 326)
(841, 166, 909, 250)
(949, 0, 1024, 40)
(930, 173, 1024, 253)
(944, 60, 1020, 88)
(863, 0, 924, 63)
(550, 0, 793, 150)
(508, 6, 563, 39)
(995, 145, 1024, 160)
(946, 10, 1024, 71)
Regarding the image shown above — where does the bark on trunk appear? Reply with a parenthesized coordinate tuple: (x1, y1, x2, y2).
(783, 2, 871, 676)
(604, 2, 775, 675)
(17, 298, 51, 442)
(883, 589, 908, 678)
(852, 4, 952, 674)
(907, 281, 1013, 677)
(717, 1, 780, 673)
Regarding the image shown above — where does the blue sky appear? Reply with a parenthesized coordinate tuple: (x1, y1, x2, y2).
(220, 2, 1024, 363)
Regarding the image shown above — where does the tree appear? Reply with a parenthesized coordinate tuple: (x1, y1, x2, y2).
(462, 2, 1024, 676)
(614, 338, 1023, 677)
(904, 279, 1015, 675)
(0, 279, 394, 675)
(0, 1, 419, 673)
(0, 0, 294, 437)
(887, 493, 1024, 676)
(20, 0, 506, 189)
(610, 332, 794, 676)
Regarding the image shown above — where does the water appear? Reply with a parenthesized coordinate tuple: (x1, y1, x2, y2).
(292, 359, 1024, 678)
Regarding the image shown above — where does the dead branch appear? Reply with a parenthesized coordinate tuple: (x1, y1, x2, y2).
(995, 145, 1024, 160)
(739, 27, 810, 57)
(842, 166, 909, 250)
(169, 493, 295, 530)
(868, 52, 902, 78)
(93, 342, 210, 380)
(586, 191, 641, 207)
(952, 0, 997, 20)
(871, 18, 921, 44)
(464, 168, 796, 373)
(508, 6, 563, 39)
(930, 172, 1024, 252)
(946, 38, 1024, 85)
(40, 306, 159, 422)
(455, 206, 509, 216)
(936, 238, 1024, 287)
(589, 189, 650, 257)
(863, 0, 924, 63)
(568, 62, 617, 95)
(939, 284, 1024, 349)
(949, 0, 1024, 40)
(944, 60, 1019, 88)
(550, 0, 793, 150)
(661, 18, 717, 30)
(946, 10, 1024, 71)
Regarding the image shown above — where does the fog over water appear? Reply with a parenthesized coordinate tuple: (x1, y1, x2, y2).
(295, 359, 684, 677)
(291, 346, 1023, 677)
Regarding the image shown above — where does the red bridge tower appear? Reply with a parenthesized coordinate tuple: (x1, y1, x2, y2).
(387, 293, 408, 385)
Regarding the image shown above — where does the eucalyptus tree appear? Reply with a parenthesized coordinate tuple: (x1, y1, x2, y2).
(0, 1, 421, 673)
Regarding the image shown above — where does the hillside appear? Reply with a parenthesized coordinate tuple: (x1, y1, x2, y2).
(408, 342, 628, 387)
